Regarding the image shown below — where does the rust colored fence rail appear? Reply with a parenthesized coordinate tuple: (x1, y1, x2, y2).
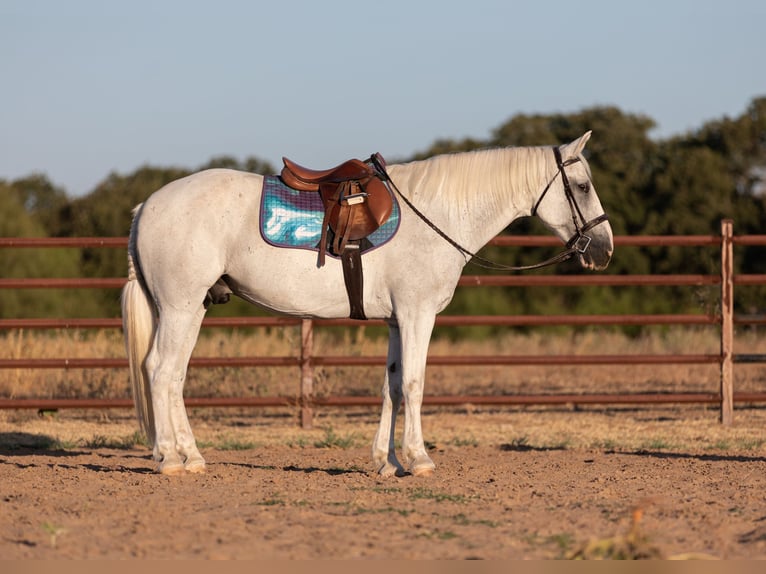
(2, 219, 765, 427)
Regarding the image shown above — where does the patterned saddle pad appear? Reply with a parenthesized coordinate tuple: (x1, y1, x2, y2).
(260, 175, 400, 258)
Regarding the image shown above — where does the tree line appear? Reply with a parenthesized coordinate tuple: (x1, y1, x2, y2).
(2, 97, 765, 326)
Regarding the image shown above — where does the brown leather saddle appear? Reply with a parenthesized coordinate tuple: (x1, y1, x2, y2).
(280, 154, 394, 267)
(279, 153, 394, 320)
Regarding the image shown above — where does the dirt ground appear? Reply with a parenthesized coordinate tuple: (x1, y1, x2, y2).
(2, 405, 766, 560)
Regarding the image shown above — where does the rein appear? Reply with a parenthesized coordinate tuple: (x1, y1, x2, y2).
(370, 149, 609, 272)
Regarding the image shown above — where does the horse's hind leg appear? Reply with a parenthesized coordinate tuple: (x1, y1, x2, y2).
(372, 312, 437, 477)
(145, 306, 206, 475)
(372, 322, 405, 477)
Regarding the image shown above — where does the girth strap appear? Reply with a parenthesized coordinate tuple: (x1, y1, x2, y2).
(341, 244, 366, 320)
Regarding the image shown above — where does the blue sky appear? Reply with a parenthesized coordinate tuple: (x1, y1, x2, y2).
(1, 0, 764, 196)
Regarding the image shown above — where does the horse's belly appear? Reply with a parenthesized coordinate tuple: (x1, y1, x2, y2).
(225, 248, 388, 319)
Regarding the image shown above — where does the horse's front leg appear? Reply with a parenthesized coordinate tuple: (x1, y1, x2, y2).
(372, 322, 405, 477)
(399, 312, 437, 477)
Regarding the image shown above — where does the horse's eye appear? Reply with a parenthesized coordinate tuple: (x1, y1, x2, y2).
(578, 182, 591, 193)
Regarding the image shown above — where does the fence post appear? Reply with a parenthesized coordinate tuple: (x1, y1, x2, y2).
(720, 219, 734, 425)
(300, 319, 314, 429)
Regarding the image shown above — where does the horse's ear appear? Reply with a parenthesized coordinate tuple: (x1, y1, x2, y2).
(562, 131, 592, 160)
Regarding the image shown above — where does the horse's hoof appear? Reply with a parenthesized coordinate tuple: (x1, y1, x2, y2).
(412, 466, 435, 478)
(185, 462, 206, 474)
(377, 462, 405, 478)
(159, 463, 185, 476)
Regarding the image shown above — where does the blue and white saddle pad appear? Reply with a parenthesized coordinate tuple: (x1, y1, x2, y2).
(259, 175, 400, 258)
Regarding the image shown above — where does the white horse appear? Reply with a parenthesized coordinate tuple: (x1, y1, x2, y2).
(121, 131, 613, 476)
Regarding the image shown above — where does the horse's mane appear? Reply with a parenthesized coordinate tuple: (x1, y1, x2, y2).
(390, 146, 553, 221)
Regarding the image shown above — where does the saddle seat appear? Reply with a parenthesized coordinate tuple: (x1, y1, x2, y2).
(280, 154, 394, 267)
(281, 157, 373, 192)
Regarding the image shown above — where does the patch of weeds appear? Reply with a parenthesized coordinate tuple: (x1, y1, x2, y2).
(550, 437, 573, 450)
(736, 438, 766, 450)
(313, 426, 359, 449)
(505, 436, 531, 450)
(286, 436, 309, 448)
(728, 506, 744, 517)
(83, 435, 111, 449)
(350, 484, 405, 494)
(416, 529, 459, 541)
(453, 513, 471, 526)
(521, 530, 576, 557)
(640, 438, 673, 451)
(590, 439, 617, 450)
(83, 432, 147, 450)
(41, 522, 66, 548)
(450, 435, 479, 447)
(452, 513, 499, 528)
(369, 486, 402, 495)
(522, 532, 544, 547)
(215, 437, 258, 451)
(257, 496, 285, 507)
(127, 431, 148, 447)
(438, 530, 458, 540)
(547, 532, 575, 555)
(706, 440, 731, 451)
(567, 506, 665, 560)
(352, 506, 415, 517)
(408, 487, 471, 504)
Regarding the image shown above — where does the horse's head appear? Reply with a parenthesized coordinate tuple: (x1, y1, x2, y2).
(532, 131, 613, 271)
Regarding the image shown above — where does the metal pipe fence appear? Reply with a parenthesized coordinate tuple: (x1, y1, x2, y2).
(2, 219, 765, 427)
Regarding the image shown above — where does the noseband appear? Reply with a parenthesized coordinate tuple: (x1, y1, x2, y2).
(531, 147, 610, 257)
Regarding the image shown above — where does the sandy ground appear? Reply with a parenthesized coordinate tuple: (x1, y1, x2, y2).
(2, 405, 766, 560)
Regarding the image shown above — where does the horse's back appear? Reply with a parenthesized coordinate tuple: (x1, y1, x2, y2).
(141, 168, 262, 218)
(138, 169, 262, 242)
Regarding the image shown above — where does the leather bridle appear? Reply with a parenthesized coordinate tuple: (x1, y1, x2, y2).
(372, 147, 609, 271)
(530, 146, 610, 261)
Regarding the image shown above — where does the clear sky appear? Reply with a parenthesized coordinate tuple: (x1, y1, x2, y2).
(1, 0, 764, 197)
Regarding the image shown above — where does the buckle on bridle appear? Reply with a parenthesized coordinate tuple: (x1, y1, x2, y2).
(569, 213, 609, 254)
(568, 233, 592, 254)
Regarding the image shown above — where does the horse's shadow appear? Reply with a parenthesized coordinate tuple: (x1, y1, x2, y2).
(610, 449, 766, 464)
(221, 460, 367, 476)
(0, 431, 71, 453)
(282, 464, 367, 476)
(0, 432, 156, 473)
(499, 442, 567, 453)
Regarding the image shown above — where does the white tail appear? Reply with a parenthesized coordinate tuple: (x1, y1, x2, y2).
(121, 206, 157, 444)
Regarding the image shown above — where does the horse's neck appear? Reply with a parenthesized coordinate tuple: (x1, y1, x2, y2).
(390, 147, 549, 252)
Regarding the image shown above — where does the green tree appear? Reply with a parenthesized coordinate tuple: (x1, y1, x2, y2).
(6, 173, 70, 236)
(0, 182, 100, 318)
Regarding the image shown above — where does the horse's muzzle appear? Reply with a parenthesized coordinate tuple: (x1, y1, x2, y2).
(579, 230, 613, 271)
